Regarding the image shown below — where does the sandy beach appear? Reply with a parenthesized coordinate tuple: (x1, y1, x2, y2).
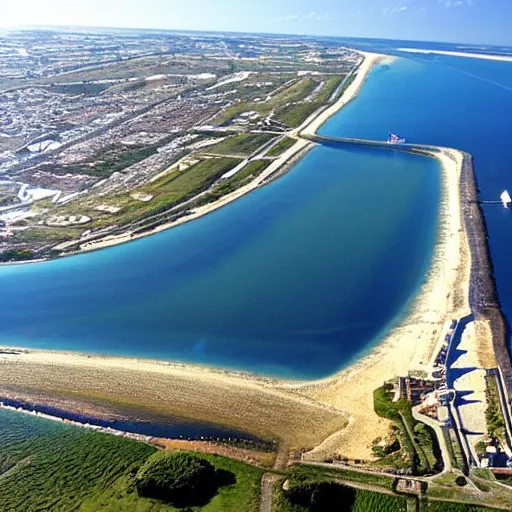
(300, 51, 391, 137)
(295, 147, 473, 459)
(0, 50, 477, 461)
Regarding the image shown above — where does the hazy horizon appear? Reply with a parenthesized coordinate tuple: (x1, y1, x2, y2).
(4, 23, 512, 50)
(3, 0, 512, 46)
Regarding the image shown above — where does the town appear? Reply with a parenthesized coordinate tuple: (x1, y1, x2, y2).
(0, 28, 358, 261)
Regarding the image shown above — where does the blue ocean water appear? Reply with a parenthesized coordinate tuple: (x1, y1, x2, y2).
(0, 140, 439, 379)
(322, 44, 512, 354)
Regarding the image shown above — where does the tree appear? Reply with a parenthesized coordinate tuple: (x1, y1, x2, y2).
(135, 452, 226, 507)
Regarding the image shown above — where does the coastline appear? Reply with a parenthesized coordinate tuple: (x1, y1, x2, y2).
(299, 51, 391, 137)
(293, 146, 474, 460)
(78, 52, 389, 254)
(0, 49, 473, 460)
(0, 51, 384, 263)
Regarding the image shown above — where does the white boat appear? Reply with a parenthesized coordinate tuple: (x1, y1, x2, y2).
(501, 190, 511, 208)
(388, 132, 406, 144)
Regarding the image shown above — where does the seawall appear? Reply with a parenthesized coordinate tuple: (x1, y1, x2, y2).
(459, 153, 512, 398)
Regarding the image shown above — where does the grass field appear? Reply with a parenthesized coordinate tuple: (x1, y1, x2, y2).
(0, 409, 262, 512)
(82, 453, 262, 512)
(291, 464, 396, 491)
(373, 386, 442, 475)
(192, 159, 271, 208)
(271, 475, 407, 512)
(485, 374, 506, 442)
(111, 156, 241, 223)
(212, 77, 318, 126)
(275, 76, 344, 127)
(203, 133, 276, 156)
(420, 502, 503, 512)
(266, 137, 297, 157)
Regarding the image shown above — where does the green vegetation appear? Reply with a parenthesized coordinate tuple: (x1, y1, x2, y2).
(444, 428, 464, 470)
(0, 408, 155, 511)
(272, 469, 406, 512)
(274, 466, 508, 512)
(471, 468, 494, 481)
(419, 502, 502, 512)
(204, 133, 275, 156)
(277, 103, 320, 128)
(135, 452, 221, 505)
(85, 452, 262, 512)
(0, 409, 262, 511)
(45, 143, 165, 178)
(192, 159, 270, 207)
(266, 137, 297, 157)
(373, 386, 442, 475)
(50, 82, 111, 96)
(291, 464, 396, 491)
(276, 76, 343, 127)
(0, 248, 35, 262)
(86, 145, 159, 177)
(119, 156, 241, 221)
(485, 374, 506, 440)
(133, 451, 244, 509)
(213, 77, 319, 126)
(315, 76, 344, 104)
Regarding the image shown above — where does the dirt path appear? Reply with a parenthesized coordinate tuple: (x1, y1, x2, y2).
(260, 473, 281, 512)
(259, 442, 289, 512)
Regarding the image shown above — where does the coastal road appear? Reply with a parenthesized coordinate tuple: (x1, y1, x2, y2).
(412, 406, 452, 474)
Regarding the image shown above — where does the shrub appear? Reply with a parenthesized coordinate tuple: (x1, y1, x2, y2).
(285, 478, 356, 511)
(455, 476, 467, 487)
(135, 452, 227, 507)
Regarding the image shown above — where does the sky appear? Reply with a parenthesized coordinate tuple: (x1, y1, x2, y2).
(2, 0, 512, 46)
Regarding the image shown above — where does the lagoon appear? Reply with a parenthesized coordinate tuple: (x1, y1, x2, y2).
(0, 105, 440, 379)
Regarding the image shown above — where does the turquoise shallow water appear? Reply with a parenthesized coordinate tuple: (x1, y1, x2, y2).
(0, 133, 440, 378)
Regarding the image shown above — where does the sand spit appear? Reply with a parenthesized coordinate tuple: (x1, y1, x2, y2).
(0, 51, 486, 461)
(398, 47, 512, 63)
(0, 350, 348, 449)
(292, 147, 473, 460)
